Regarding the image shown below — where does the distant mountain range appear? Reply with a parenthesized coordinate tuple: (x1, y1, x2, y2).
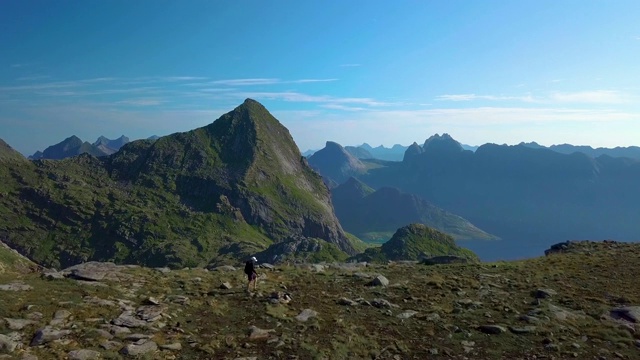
(29, 135, 159, 160)
(304, 141, 640, 162)
(309, 134, 640, 259)
(331, 177, 498, 242)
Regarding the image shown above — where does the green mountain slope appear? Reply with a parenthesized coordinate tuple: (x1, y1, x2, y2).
(355, 223, 479, 262)
(332, 178, 498, 243)
(0, 99, 354, 269)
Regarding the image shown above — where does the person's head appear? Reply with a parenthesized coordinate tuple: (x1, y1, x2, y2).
(251, 256, 257, 263)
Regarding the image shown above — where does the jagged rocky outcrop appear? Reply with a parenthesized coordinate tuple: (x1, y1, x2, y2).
(29, 135, 108, 160)
(0, 139, 26, 162)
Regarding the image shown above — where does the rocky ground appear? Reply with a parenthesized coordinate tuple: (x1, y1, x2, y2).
(1, 240, 640, 359)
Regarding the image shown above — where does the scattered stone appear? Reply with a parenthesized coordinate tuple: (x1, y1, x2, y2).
(309, 264, 325, 272)
(548, 304, 586, 321)
(136, 305, 166, 322)
(119, 340, 158, 356)
(258, 263, 275, 270)
(337, 298, 358, 306)
(160, 342, 182, 350)
(4, 318, 36, 330)
(611, 306, 640, 323)
(397, 310, 418, 319)
(165, 295, 189, 305)
(0, 334, 18, 353)
(220, 282, 233, 290)
(509, 326, 537, 334)
(100, 341, 122, 350)
(478, 324, 507, 335)
(125, 333, 152, 341)
(0, 282, 33, 291)
(49, 309, 72, 326)
(367, 275, 389, 287)
(68, 349, 101, 360)
(518, 314, 540, 323)
(42, 271, 65, 280)
(84, 296, 116, 307)
(352, 272, 373, 279)
(248, 326, 275, 341)
(535, 288, 557, 299)
(111, 311, 149, 328)
(30, 326, 72, 346)
(155, 267, 171, 274)
(295, 309, 318, 322)
(269, 292, 292, 304)
(371, 299, 398, 309)
(144, 297, 161, 305)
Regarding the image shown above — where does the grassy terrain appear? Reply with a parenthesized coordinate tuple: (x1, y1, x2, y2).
(1, 241, 639, 359)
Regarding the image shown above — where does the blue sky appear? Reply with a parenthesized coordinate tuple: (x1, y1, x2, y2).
(2, 1, 639, 156)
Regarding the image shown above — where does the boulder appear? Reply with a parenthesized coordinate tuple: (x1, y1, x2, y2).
(367, 275, 389, 287)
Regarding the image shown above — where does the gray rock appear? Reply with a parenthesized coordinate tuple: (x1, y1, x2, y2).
(84, 296, 116, 307)
(509, 326, 537, 334)
(124, 334, 152, 341)
(4, 318, 36, 330)
(548, 304, 586, 321)
(144, 297, 160, 305)
(49, 309, 72, 326)
(68, 349, 101, 360)
(397, 310, 418, 319)
(336, 298, 358, 306)
(258, 263, 275, 270)
(165, 295, 189, 304)
(30, 326, 72, 346)
(119, 340, 158, 356)
(210, 265, 236, 272)
(154, 267, 171, 274)
(20, 353, 38, 360)
(518, 314, 540, 323)
(295, 309, 318, 322)
(100, 341, 122, 350)
(111, 311, 148, 328)
(0, 282, 33, 291)
(220, 282, 233, 290)
(352, 272, 373, 279)
(535, 288, 557, 299)
(367, 275, 389, 287)
(371, 298, 399, 309)
(478, 324, 507, 335)
(136, 305, 166, 322)
(248, 326, 275, 340)
(0, 334, 18, 353)
(611, 306, 640, 323)
(159, 342, 182, 350)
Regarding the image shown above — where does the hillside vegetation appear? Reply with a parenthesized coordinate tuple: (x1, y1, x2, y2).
(0, 241, 639, 359)
(0, 99, 353, 269)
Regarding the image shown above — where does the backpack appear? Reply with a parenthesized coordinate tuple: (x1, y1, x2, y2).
(244, 261, 253, 275)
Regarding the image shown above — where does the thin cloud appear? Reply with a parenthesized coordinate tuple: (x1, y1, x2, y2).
(291, 79, 338, 83)
(117, 99, 164, 106)
(212, 78, 281, 86)
(436, 94, 535, 102)
(17, 75, 51, 81)
(236, 91, 389, 106)
(551, 90, 629, 104)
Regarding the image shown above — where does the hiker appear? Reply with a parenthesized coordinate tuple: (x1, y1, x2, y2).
(244, 256, 258, 291)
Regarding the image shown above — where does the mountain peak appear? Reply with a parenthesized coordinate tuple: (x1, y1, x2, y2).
(307, 141, 365, 185)
(0, 138, 26, 162)
(423, 133, 463, 153)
